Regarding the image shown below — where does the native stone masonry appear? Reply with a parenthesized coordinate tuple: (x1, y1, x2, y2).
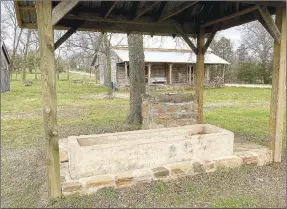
(59, 140, 272, 196)
(59, 124, 271, 196)
(67, 124, 233, 179)
(142, 93, 198, 129)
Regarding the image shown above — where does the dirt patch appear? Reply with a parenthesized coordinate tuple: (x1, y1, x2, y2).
(1, 147, 48, 208)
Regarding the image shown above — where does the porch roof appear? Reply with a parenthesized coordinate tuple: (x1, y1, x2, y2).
(114, 48, 230, 65)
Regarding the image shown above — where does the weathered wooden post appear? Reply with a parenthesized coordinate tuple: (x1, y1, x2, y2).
(148, 63, 151, 85)
(36, 0, 61, 198)
(196, 27, 205, 124)
(269, 6, 286, 162)
(169, 63, 173, 84)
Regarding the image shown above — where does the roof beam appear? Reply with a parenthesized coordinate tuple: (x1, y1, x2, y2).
(158, 1, 198, 22)
(257, 5, 281, 44)
(201, 5, 258, 28)
(203, 24, 219, 54)
(174, 25, 197, 54)
(238, 1, 280, 7)
(103, 1, 117, 18)
(133, 2, 160, 20)
(54, 23, 82, 50)
(52, 0, 79, 26)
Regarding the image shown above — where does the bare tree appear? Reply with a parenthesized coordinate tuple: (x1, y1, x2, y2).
(241, 21, 273, 84)
(103, 33, 113, 98)
(2, 1, 23, 71)
(127, 33, 146, 125)
(21, 29, 32, 81)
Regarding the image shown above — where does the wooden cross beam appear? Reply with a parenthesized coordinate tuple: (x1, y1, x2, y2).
(52, 0, 79, 26)
(174, 25, 197, 54)
(257, 5, 281, 45)
(201, 5, 258, 28)
(103, 1, 117, 18)
(133, 2, 160, 20)
(158, 1, 198, 22)
(203, 24, 219, 54)
(54, 22, 83, 50)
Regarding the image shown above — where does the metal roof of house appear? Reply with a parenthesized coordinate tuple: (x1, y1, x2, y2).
(114, 48, 230, 65)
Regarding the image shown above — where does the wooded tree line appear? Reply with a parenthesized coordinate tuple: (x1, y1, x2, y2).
(210, 21, 273, 84)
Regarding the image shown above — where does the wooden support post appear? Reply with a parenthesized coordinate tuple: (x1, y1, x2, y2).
(205, 66, 210, 82)
(36, 0, 61, 198)
(148, 63, 151, 85)
(124, 62, 128, 84)
(169, 63, 173, 84)
(188, 65, 192, 84)
(196, 27, 205, 124)
(269, 6, 286, 162)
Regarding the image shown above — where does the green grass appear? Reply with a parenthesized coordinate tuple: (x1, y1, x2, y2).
(1, 74, 286, 208)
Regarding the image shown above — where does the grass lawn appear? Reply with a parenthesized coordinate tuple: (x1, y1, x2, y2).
(1, 74, 286, 208)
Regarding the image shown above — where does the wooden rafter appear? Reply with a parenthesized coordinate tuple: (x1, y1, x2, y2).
(203, 24, 219, 54)
(201, 5, 258, 27)
(174, 25, 197, 54)
(133, 2, 160, 20)
(158, 1, 198, 22)
(104, 1, 117, 18)
(155, 1, 168, 21)
(253, 10, 275, 40)
(54, 22, 83, 50)
(257, 5, 281, 44)
(52, 0, 79, 26)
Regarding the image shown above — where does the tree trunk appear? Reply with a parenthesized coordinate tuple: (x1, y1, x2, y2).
(67, 65, 70, 80)
(22, 29, 32, 82)
(126, 33, 146, 125)
(103, 33, 113, 97)
(34, 54, 38, 80)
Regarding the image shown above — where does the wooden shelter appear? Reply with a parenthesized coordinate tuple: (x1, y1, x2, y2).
(1, 42, 11, 92)
(14, 1, 286, 198)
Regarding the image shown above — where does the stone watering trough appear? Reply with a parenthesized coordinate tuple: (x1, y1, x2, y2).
(60, 124, 272, 195)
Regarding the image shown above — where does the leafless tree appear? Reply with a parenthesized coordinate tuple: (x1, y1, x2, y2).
(240, 21, 273, 83)
(2, 1, 23, 71)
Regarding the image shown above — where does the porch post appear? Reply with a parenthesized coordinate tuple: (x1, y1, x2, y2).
(148, 63, 151, 85)
(124, 62, 128, 84)
(269, 6, 286, 162)
(206, 65, 210, 82)
(169, 63, 173, 84)
(196, 27, 205, 124)
(36, 0, 61, 198)
(189, 65, 192, 84)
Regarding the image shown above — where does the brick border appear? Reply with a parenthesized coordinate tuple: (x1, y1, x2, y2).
(59, 144, 272, 196)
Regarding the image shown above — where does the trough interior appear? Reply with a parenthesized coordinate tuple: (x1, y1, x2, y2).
(77, 125, 219, 147)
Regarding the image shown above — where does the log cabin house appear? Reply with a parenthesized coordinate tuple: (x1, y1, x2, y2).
(91, 46, 229, 87)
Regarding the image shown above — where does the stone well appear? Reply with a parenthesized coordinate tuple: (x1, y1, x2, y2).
(142, 93, 197, 129)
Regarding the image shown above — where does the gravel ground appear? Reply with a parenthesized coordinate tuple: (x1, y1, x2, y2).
(1, 134, 285, 208)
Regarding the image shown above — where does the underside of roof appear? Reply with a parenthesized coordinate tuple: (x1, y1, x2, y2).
(114, 48, 230, 65)
(14, 1, 283, 36)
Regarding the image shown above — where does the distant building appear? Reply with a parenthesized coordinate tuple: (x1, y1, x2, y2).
(91, 46, 229, 87)
(1, 42, 11, 92)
